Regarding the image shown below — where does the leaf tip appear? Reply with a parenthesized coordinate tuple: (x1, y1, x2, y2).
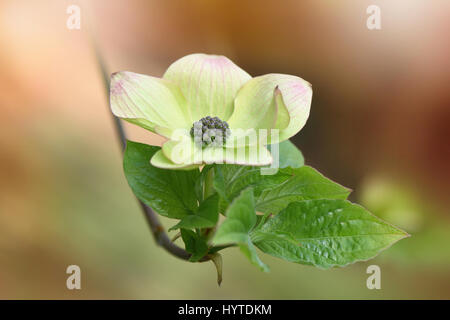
(209, 253, 223, 287)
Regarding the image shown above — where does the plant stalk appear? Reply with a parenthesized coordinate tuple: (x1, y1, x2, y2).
(204, 166, 215, 199)
(91, 33, 201, 262)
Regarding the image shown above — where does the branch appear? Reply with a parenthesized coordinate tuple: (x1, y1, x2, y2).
(91, 38, 203, 262)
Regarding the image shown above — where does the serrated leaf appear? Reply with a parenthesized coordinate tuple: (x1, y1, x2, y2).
(267, 140, 304, 169)
(213, 189, 256, 243)
(170, 194, 219, 230)
(181, 229, 208, 262)
(239, 238, 269, 272)
(255, 166, 351, 214)
(251, 199, 409, 268)
(213, 189, 269, 272)
(123, 141, 199, 219)
(214, 165, 350, 214)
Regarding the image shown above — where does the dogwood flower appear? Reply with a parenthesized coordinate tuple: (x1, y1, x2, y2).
(110, 53, 312, 169)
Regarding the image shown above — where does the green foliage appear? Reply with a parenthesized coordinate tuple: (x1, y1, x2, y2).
(170, 194, 219, 230)
(213, 189, 256, 244)
(122, 139, 408, 281)
(213, 188, 269, 271)
(268, 140, 304, 169)
(123, 141, 199, 219)
(251, 200, 409, 268)
(213, 165, 350, 214)
(181, 229, 209, 262)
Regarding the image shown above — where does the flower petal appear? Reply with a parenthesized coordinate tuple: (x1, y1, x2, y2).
(273, 86, 290, 129)
(161, 135, 272, 167)
(110, 71, 191, 137)
(163, 53, 251, 122)
(161, 133, 194, 165)
(228, 74, 312, 142)
(150, 149, 200, 170)
(202, 145, 273, 166)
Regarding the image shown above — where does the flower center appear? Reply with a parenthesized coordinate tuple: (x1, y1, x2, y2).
(190, 116, 231, 147)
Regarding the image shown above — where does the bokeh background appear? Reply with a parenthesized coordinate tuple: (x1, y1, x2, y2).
(1, 0, 449, 299)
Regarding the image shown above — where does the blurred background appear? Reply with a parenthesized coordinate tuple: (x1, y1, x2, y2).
(0, 0, 449, 299)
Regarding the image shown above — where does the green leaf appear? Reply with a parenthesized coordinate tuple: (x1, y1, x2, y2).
(181, 229, 208, 262)
(255, 166, 350, 214)
(267, 140, 304, 169)
(214, 189, 256, 243)
(170, 194, 219, 230)
(255, 212, 272, 230)
(123, 141, 199, 219)
(251, 199, 409, 268)
(214, 165, 350, 214)
(213, 189, 269, 272)
(209, 253, 223, 286)
(239, 238, 270, 272)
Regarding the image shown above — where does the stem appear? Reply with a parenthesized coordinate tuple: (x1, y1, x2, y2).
(208, 243, 237, 254)
(204, 166, 215, 199)
(202, 167, 218, 239)
(91, 26, 228, 265)
(91, 34, 199, 262)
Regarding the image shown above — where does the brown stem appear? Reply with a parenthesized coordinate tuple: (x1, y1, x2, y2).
(92, 38, 203, 262)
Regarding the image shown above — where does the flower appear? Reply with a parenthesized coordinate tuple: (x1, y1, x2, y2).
(110, 53, 312, 169)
